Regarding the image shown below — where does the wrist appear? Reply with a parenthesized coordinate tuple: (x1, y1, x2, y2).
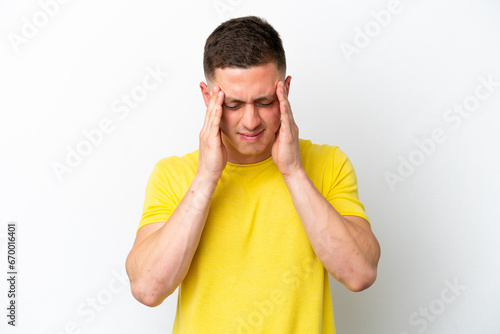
(192, 171, 220, 193)
(183, 174, 219, 214)
(281, 165, 307, 185)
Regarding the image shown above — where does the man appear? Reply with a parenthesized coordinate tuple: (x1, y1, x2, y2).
(126, 16, 380, 333)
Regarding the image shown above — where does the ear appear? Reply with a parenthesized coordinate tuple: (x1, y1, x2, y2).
(284, 76, 292, 96)
(200, 82, 211, 108)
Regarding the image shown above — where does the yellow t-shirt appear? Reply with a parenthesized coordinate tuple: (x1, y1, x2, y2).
(139, 139, 369, 333)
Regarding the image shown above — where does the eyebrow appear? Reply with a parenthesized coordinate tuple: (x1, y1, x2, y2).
(224, 95, 276, 104)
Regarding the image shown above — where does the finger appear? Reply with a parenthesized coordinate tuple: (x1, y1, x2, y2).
(208, 85, 221, 109)
(208, 90, 225, 137)
(277, 81, 293, 118)
(276, 80, 287, 101)
(276, 81, 295, 132)
(276, 81, 288, 132)
(214, 87, 225, 114)
(202, 85, 221, 133)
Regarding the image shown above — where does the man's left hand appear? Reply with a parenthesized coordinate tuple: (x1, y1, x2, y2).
(272, 80, 303, 178)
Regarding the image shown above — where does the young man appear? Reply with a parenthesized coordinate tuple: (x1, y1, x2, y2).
(126, 16, 380, 333)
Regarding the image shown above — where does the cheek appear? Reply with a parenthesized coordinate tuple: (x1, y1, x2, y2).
(265, 108, 281, 133)
(219, 112, 235, 135)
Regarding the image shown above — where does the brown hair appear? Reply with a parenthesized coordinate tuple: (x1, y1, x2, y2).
(203, 16, 286, 81)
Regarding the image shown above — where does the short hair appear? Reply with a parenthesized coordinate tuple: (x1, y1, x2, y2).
(203, 16, 286, 81)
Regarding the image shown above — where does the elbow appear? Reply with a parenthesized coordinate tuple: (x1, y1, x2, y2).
(126, 256, 174, 307)
(129, 276, 176, 307)
(346, 241, 381, 292)
(345, 252, 380, 292)
(344, 268, 378, 292)
(330, 260, 378, 292)
(130, 282, 167, 307)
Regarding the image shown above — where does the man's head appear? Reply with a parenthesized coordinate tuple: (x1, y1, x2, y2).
(203, 16, 286, 82)
(200, 16, 291, 165)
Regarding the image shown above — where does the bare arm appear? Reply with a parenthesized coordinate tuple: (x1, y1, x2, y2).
(126, 85, 226, 307)
(282, 170, 380, 291)
(272, 81, 380, 291)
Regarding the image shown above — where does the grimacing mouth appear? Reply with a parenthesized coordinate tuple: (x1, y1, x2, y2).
(238, 129, 265, 137)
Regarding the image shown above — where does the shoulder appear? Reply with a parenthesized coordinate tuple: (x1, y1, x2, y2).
(155, 150, 199, 172)
(299, 139, 346, 166)
(148, 150, 199, 187)
(299, 139, 355, 186)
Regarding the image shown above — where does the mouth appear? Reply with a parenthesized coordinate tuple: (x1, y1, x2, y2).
(238, 129, 265, 142)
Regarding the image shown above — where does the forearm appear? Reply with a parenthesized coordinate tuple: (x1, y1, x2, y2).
(126, 175, 217, 306)
(127, 84, 227, 306)
(283, 169, 380, 291)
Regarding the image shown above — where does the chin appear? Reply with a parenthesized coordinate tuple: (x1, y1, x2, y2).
(242, 141, 275, 156)
(222, 130, 274, 158)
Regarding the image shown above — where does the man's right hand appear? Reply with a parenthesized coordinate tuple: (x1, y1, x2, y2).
(197, 85, 227, 184)
(127, 87, 227, 307)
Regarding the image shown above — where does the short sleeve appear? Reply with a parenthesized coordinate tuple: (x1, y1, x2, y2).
(137, 159, 183, 232)
(326, 147, 370, 224)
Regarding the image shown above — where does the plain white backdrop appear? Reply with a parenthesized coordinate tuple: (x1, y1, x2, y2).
(1, 0, 499, 333)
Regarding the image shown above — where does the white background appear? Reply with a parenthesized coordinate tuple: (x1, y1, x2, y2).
(1, 0, 499, 333)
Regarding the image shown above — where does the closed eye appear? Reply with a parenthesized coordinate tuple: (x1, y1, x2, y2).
(223, 103, 241, 110)
(223, 100, 275, 110)
(257, 100, 275, 108)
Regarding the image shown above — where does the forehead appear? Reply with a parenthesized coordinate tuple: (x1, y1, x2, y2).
(212, 63, 282, 101)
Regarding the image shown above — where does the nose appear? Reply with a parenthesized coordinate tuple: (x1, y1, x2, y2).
(241, 104, 261, 130)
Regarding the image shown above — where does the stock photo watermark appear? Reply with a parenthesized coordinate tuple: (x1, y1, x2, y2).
(4, 222, 18, 327)
(385, 74, 500, 192)
(227, 256, 316, 333)
(51, 64, 168, 183)
(399, 277, 466, 333)
(7, 0, 73, 54)
(339, 0, 415, 63)
(212, 0, 244, 21)
(48, 267, 129, 334)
